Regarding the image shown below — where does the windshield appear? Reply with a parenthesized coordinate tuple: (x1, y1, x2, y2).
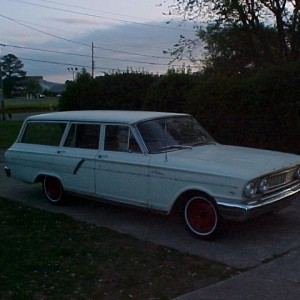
(137, 116, 214, 153)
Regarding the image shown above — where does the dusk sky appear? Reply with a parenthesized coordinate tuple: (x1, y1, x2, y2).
(1, 0, 200, 83)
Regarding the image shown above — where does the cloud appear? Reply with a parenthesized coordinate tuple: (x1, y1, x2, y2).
(4, 19, 199, 83)
(50, 17, 104, 26)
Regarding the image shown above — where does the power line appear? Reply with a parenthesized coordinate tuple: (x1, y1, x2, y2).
(1, 43, 182, 66)
(3, 43, 88, 58)
(0, 13, 89, 47)
(1, 2, 194, 76)
(10, 0, 194, 33)
(37, 0, 165, 24)
(0, 13, 176, 51)
(20, 56, 180, 74)
(19, 56, 128, 73)
(0, 13, 174, 60)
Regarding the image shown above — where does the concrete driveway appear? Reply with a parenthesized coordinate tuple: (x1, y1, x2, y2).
(1, 157, 300, 269)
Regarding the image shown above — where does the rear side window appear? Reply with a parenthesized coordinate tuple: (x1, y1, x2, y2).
(104, 125, 141, 153)
(64, 123, 100, 149)
(21, 122, 66, 146)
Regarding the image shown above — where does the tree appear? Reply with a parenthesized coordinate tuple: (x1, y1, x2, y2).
(197, 23, 279, 75)
(59, 71, 95, 111)
(93, 72, 156, 110)
(164, 0, 300, 70)
(184, 62, 300, 153)
(59, 71, 157, 111)
(26, 79, 42, 98)
(1, 54, 26, 97)
(1, 54, 26, 78)
(143, 71, 198, 112)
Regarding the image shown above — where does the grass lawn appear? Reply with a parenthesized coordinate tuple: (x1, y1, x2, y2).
(0, 120, 23, 148)
(0, 197, 237, 300)
(4, 98, 59, 113)
(0, 98, 58, 148)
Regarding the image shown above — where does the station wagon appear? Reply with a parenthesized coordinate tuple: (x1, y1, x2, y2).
(4, 110, 300, 239)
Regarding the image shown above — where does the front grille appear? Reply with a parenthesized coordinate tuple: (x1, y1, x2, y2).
(268, 168, 295, 189)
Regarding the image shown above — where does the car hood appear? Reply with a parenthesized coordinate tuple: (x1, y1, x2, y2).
(168, 144, 300, 180)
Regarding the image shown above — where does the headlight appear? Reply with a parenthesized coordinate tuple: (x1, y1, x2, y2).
(258, 178, 269, 193)
(244, 181, 258, 198)
(295, 167, 300, 180)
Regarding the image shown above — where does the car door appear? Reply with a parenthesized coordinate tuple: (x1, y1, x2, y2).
(95, 125, 150, 207)
(58, 123, 100, 195)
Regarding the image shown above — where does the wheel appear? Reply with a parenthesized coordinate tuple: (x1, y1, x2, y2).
(43, 176, 64, 204)
(184, 195, 221, 239)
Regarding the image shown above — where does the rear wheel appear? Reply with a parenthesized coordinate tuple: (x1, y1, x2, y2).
(43, 176, 64, 204)
(184, 195, 221, 239)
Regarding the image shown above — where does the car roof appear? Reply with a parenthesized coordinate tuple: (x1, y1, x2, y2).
(26, 110, 189, 124)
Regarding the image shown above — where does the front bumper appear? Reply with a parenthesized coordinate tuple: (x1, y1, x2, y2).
(217, 182, 300, 221)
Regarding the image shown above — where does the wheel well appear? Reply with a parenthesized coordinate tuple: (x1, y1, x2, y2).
(34, 174, 45, 183)
(34, 174, 62, 184)
(170, 190, 215, 215)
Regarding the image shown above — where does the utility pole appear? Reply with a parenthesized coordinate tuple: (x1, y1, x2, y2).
(0, 48, 5, 121)
(92, 42, 95, 78)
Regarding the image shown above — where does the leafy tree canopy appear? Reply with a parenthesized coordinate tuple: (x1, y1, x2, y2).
(26, 79, 42, 96)
(164, 0, 300, 73)
(1, 54, 26, 98)
(1, 54, 26, 78)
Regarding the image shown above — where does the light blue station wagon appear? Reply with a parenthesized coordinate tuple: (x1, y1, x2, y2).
(4, 110, 300, 239)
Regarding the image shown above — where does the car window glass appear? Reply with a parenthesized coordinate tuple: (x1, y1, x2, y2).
(64, 124, 100, 149)
(137, 116, 213, 153)
(104, 125, 141, 153)
(21, 122, 66, 146)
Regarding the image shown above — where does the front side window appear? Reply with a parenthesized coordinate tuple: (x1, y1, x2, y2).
(64, 123, 100, 149)
(137, 116, 214, 153)
(21, 122, 66, 146)
(104, 125, 141, 153)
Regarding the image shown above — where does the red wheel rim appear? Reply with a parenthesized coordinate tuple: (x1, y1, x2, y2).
(186, 198, 217, 235)
(45, 177, 61, 201)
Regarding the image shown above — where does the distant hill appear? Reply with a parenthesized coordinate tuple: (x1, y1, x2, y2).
(39, 80, 65, 94)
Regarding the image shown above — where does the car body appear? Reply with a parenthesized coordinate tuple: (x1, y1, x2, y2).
(4, 110, 300, 239)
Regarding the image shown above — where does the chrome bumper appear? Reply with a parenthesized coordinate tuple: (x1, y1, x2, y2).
(217, 182, 300, 221)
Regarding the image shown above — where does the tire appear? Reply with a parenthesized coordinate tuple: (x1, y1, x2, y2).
(43, 176, 64, 204)
(184, 195, 221, 239)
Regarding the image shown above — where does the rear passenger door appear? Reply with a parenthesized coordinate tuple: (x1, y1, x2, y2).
(59, 123, 100, 195)
(95, 125, 150, 206)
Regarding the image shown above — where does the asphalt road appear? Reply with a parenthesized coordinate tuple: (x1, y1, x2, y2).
(1, 154, 300, 269)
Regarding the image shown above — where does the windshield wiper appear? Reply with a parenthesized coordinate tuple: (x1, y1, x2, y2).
(159, 145, 192, 151)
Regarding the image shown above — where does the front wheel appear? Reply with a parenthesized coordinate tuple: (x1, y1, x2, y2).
(43, 176, 64, 204)
(184, 195, 222, 239)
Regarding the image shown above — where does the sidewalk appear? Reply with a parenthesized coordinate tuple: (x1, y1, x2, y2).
(173, 247, 300, 299)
